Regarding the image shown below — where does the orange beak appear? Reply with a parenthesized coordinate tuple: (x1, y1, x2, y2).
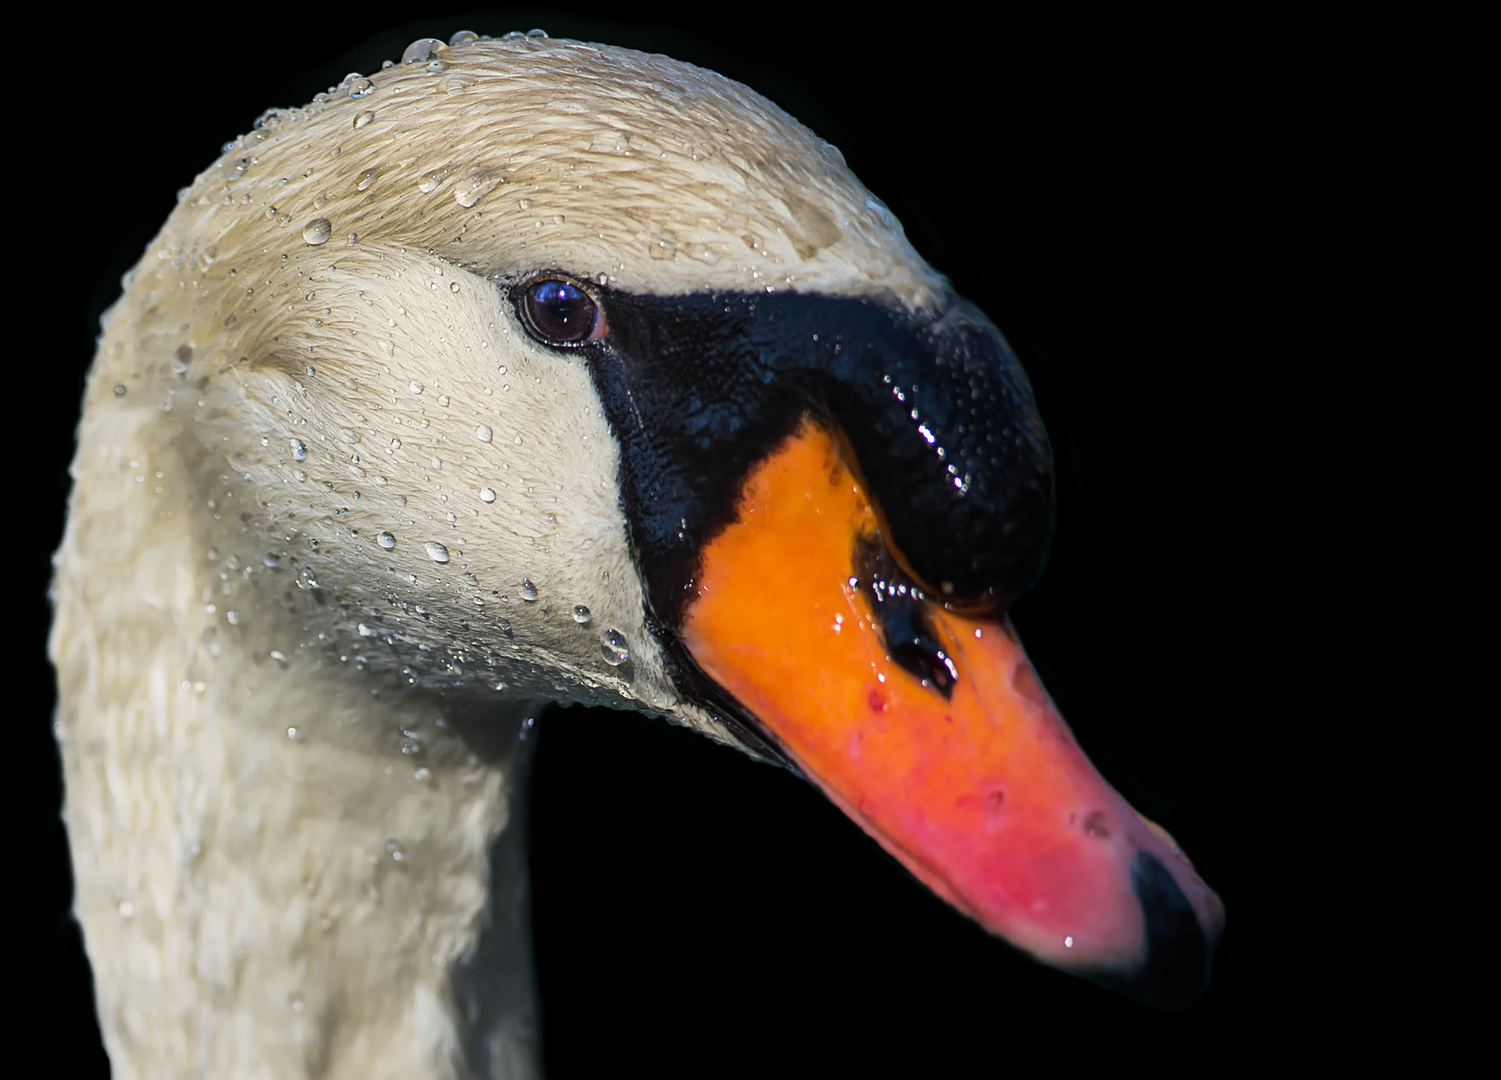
(680, 419, 1224, 1008)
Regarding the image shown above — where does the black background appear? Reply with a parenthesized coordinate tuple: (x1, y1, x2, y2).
(28, 7, 1320, 1076)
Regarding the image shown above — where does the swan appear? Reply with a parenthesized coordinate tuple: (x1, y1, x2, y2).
(51, 31, 1226, 1078)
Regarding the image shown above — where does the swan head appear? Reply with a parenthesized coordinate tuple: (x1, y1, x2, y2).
(88, 33, 1221, 1008)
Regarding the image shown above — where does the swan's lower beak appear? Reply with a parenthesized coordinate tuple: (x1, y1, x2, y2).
(680, 420, 1224, 1009)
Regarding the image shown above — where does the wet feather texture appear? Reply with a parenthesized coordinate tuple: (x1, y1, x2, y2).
(36, 12, 1276, 1078)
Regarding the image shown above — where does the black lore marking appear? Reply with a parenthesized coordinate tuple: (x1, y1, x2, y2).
(511, 284, 1055, 628)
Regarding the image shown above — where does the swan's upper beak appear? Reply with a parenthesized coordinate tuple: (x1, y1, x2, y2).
(680, 420, 1225, 1009)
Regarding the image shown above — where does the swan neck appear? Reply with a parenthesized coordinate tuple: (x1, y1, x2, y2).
(52, 411, 542, 1077)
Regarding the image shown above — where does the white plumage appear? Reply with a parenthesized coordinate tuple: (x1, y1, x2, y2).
(46, 18, 1242, 1080)
(51, 34, 954, 1078)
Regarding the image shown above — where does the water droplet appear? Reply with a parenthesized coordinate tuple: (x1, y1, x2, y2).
(353, 110, 375, 130)
(408, 380, 424, 394)
(526, 28, 549, 38)
(116, 898, 135, 919)
(287, 726, 303, 741)
(357, 170, 376, 191)
(385, 838, 405, 861)
(425, 542, 450, 564)
(438, 394, 450, 406)
(290, 438, 308, 461)
(347, 77, 373, 98)
(401, 38, 450, 65)
(476, 424, 493, 442)
(592, 130, 632, 154)
(380, 340, 395, 356)
(302, 218, 332, 245)
(449, 29, 480, 47)
(413, 766, 431, 781)
(572, 605, 592, 625)
(377, 532, 396, 550)
(225, 610, 240, 626)
(401, 736, 423, 755)
(497, 617, 513, 638)
(601, 629, 630, 666)
(289, 993, 305, 1014)
(519, 579, 538, 601)
(453, 170, 499, 208)
(479, 487, 496, 503)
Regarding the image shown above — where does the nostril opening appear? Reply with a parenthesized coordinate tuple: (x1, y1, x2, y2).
(889, 636, 957, 697)
(855, 532, 956, 700)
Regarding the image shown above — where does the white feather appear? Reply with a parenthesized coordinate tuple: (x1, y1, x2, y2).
(52, 36, 945, 1078)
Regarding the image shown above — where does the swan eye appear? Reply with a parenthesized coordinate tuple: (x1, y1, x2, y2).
(522, 279, 605, 345)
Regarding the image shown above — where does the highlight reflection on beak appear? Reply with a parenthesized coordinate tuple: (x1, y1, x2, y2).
(681, 418, 1224, 1008)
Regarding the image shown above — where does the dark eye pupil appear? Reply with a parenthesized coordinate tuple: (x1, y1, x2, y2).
(524, 280, 596, 343)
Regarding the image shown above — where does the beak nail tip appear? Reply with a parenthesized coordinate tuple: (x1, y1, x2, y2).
(1116, 850, 1216, 1010)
